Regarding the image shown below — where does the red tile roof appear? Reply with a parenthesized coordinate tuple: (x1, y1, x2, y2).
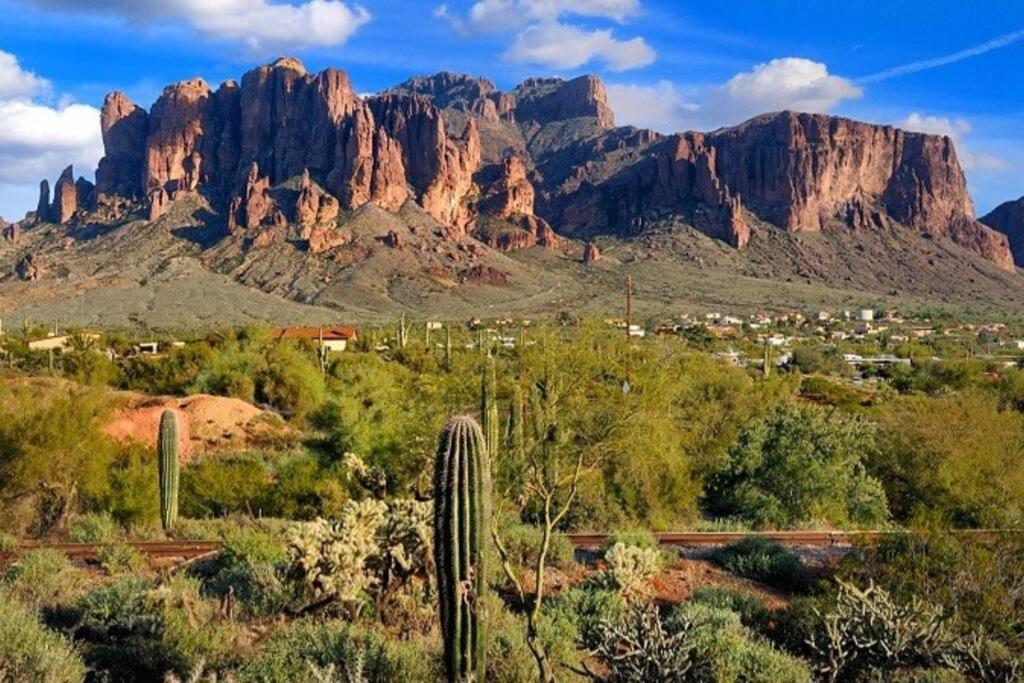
(273, 326, 358, 341)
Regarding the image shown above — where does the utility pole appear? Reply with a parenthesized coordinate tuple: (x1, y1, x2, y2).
(625, 275, 633, 342)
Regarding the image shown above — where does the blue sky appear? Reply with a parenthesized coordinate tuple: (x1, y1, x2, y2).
(1, 0, 1023, 219)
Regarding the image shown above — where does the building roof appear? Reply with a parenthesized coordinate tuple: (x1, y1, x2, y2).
(274, 327, 358, 341)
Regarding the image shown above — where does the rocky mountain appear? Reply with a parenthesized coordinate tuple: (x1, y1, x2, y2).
(981, 197, 1024, 265)
(4, 57, 1022, 326)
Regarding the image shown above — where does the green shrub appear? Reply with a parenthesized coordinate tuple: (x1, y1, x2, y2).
(73, 576, 234, 680)
(180, 454, 272, 519)
(710, 537, 809, 591)
(0, 531, 16, 551)
(705, 403, 889, 528)
(68, 512, 118, 543)
(235, 619, 439, 682)
(494, 516, 575, 570)
(203, 529, 290, 616)
(0, 591, 86, 683)
(2, 549, 87, 610)
(591, 601, 812, 682)
(545, 586, 626, 650)
(691, 588, 770, 632)
(602, 527, 659, 552)
(97, 542, 147, 575)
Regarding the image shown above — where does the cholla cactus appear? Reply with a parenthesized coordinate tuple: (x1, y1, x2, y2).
(810, 579, 954, 682)
(603, 543, 661, 600)
(375, 499, 433, 585)
(286, 500, 387, 606)
(590, 603, 698, 681)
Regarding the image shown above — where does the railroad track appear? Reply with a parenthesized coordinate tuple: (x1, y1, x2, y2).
(3, 540, 222, 562)
(3, 529, 1015, 563)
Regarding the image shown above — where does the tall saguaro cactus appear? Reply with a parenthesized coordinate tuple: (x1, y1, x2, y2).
(433, 416, 492, 682)
(444, 326, 453, 371)
(157, 410, 180, 532)
(480, 352, 499, 461)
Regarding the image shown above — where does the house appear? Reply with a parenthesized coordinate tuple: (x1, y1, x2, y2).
(274, 326, 359, 352)
(857, 309, 875, 322)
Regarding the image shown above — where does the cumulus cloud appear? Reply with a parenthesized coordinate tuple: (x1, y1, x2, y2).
(437, 0, 652, 72)
(608, 57, 861, 133)
(0, 51, 50, 99)
(504, 22, 654, 71)
(0, 51, 102, 220)
(24, 0, 371, 51)
(898, 112, 1008, 171)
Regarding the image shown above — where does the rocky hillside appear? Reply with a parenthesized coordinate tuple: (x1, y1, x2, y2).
(982, 197, 1024, 265)
(3, 57, 1022, 326)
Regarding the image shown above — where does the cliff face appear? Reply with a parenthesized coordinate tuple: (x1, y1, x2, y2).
(543, 111, 1011, 268)
(35, 58, 1015, 272)
(981, 197, 1024, 265)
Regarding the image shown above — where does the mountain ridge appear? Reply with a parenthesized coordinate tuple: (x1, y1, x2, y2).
(3, 56, 1023, 327)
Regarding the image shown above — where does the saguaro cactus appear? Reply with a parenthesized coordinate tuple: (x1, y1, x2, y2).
(433, 416, 492, 682)
(444, 326, 453, 371)
(157, 410, 180, 532)
(480, 352, 499, 460)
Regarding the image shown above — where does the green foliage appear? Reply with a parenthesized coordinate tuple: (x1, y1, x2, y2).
(97, 542, 147, 575)
(0, 382, 121, 535)
(73, 576, 234, 681)
(204, 529, 290, 617)
(432, 415, 491, 683)
(158, 410, 180, 531)
(591, 601, 812, 682)
(2, 548, 87, 611)
(235, 619, 440, 683)
(790, 345, 841, 375)
(493, 515, 575, 570)
(808, 580, 955, 681)
(179, 454, 272, 518)
(869, 391, 1024, 526)
(602, 526, 659, 552)
(705, 403, 889, 528)
(690, 588, 771, 631)
(0, 590, 86, 683)
(710, 538, 809, 592)
(839, 531, 1024, 649)
(256, 342, 326, 420)
(68, 512, 118, 543)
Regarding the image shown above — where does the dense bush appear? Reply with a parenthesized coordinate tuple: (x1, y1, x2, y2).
(202, 528, 290, 616)
(705, 403, 889, 528)
(67, 512, 118, 543)
(590, 601, 811, 682)
(493, 515, 575, 570)
(601, 542, 662, 599)
(710, 537, 809, 592)
(0, 591, 86, 683)
(235, 619, 440, 682)
(690, 588, 771, 632)
(72, 576, 234, 680)
(2, 549, 87, 610)
(869, 391, 1024, 526)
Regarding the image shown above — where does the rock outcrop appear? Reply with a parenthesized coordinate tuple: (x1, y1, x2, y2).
(36, 180, 50, 222)
(513, 75, 615, 128)
(582, 242, 601, 263)
(52, 165, 78, 224)
(16, 253, 42, 280)
(981, 197, 1024, 265)
(96, 91, 149, 200)
(3, 220, 20, 243)
(44, 58, 1013, 274)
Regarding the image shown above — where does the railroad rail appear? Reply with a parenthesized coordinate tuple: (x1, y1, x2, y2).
(2, 529, 1015, 564)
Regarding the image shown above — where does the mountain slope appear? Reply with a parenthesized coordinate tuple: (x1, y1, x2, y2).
(2, 57, 1022, 327)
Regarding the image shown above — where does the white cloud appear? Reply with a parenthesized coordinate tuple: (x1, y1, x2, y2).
(0, 51, 51, 100)
(898, 112, 1008, 171)
(710, 58, 862, 123)
(503, 22, 654, 71)
(0, 52, 102, 220)
(609, 57, 861, 133)
(25, 0, 371, 51)
(437, 0, 639, 34)
(606, 80, 695, 132)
